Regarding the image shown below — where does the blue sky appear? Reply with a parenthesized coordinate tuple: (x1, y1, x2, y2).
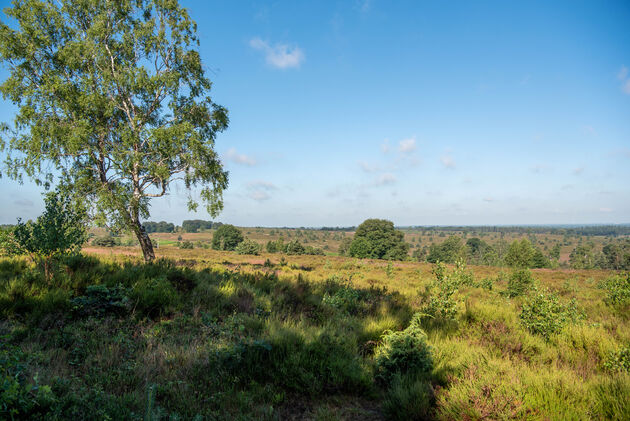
(1, 0, 629, 227)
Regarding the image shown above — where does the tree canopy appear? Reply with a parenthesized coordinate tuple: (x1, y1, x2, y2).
(211, 224, 243, 251)
(0, 0, 229, 262)
(349, 219, 409, 260)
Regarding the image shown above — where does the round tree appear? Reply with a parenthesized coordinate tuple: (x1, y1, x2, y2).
(0, 0, 229, 262)
(349, 219, 409, 260)
(211, 224, 243, 251)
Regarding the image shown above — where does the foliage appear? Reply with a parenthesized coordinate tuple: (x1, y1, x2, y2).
(143, 221, 175, 233)
(212, 224, 244, 251)
(602, 240, 630, 270)
(70, 285, 130, 318)
(1, 339, 55, 419)
(0, 0, 229, 262)
(519, 289, 584, 340)
(505, 239, 543, 268)
(569, 242, 601, 269)
(181, 220, 213, 233)
(91, 236, 118, 247)
(337, 237, 353, 256)
(285, 240, 305, 255)
(427, 236, 466, 264)
(235, 239, 261, 255)
(179, 240, 194, 250)
(599, 273, 630, 307)
(603, 346, 630, 373)
(375, 314, 433, 386)
(506, 269, 535, 298)
(349, 219, 409, 260)
(4, 193, 86, 282)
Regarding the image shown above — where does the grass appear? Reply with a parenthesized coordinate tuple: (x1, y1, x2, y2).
(1, 248, 628, 420)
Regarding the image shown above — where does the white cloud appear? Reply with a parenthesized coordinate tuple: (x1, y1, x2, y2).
(599, 207, 613, 213)
(374, 173, 396, 186)
(247, 180, 276, 190)
(483, 197, 494, 202)
(398, 136, 416, 153)
(249, 37, 304, 69)
(573, 166, 585, 175)
(441, 155, 456, 169)
(249, 190, 271, 201)
(225, 148, 257, 166)
(618, 66, 628, 81)
(358, 161, 379, 173)
(381, 139, 390, 154)
(623, 79, 630, 95)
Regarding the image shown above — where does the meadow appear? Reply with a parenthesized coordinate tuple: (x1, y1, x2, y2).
(1, 236, 629, 420)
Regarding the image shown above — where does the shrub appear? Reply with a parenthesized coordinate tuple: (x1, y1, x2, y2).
(599, 273, 630, 307)
(375, 314, 433, 386)
(91, 236, 118, 247)
(603, 346, 630, 373)
(349, 219, 409, 260)
(0, 340, 55, 418)
(235, 239, 261, 255)
(519, 289, 584, 340)
(70, 285, 130, 318)
(131, 277, 178, 317)
(506, 269, 534, 298)
(285, 240, 305, 255)
(4, 193, 87, 282)
(211, 224, 244, 251)
(179, 240, 194, 249)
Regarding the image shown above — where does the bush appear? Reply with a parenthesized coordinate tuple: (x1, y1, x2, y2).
(599, 273, 630, 307)
(603, 346, 630, 373)
(235, 239, 261, 255)
(375, 314, 433, 386)
(91, 236, 118, 247)
(131, 277, 178, 317)
(211, 224, 244, 251)
(70, 285, 130, 318)
(349, 219, 409, 260)
(179, 240, 194, 249)
(506, 269, 534, 298)
(1, 340, 55, 418)
(4, 193, 87, 282)
(519, 289, 584, 340)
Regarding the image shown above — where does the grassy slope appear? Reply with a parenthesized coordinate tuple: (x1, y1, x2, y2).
(1, 248, 629, 420)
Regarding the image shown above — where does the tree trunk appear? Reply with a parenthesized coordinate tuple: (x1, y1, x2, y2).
(133, 220, 155, 263)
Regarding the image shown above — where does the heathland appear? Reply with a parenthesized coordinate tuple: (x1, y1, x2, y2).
(1, 223, 629, 420)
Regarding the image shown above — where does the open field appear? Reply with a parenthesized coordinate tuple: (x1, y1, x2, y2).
(100, 225, 630, 266)
(2, 245, 629, 420)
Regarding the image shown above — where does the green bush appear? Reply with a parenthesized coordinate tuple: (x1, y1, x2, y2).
(519, 289, 584, 340)
(235, 239, 261, 255)
(1, 340, 55, 419)
(603, 346, 630, 373)
(131, 277, 178, 317)
(506, 269, 534, 298)
(212, 225, 244, 251)
(375, 314, 433, 386)
(599, 273, 630, 307)
(70, 284, 130, 318)
(179, 240, 194, 249)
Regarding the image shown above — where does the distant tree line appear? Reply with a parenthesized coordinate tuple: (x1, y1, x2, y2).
(182, 219, 219, 233)
(143, 221, 175, 233)
(266, 239, 325, 256)
(405, 225, 630, 237)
